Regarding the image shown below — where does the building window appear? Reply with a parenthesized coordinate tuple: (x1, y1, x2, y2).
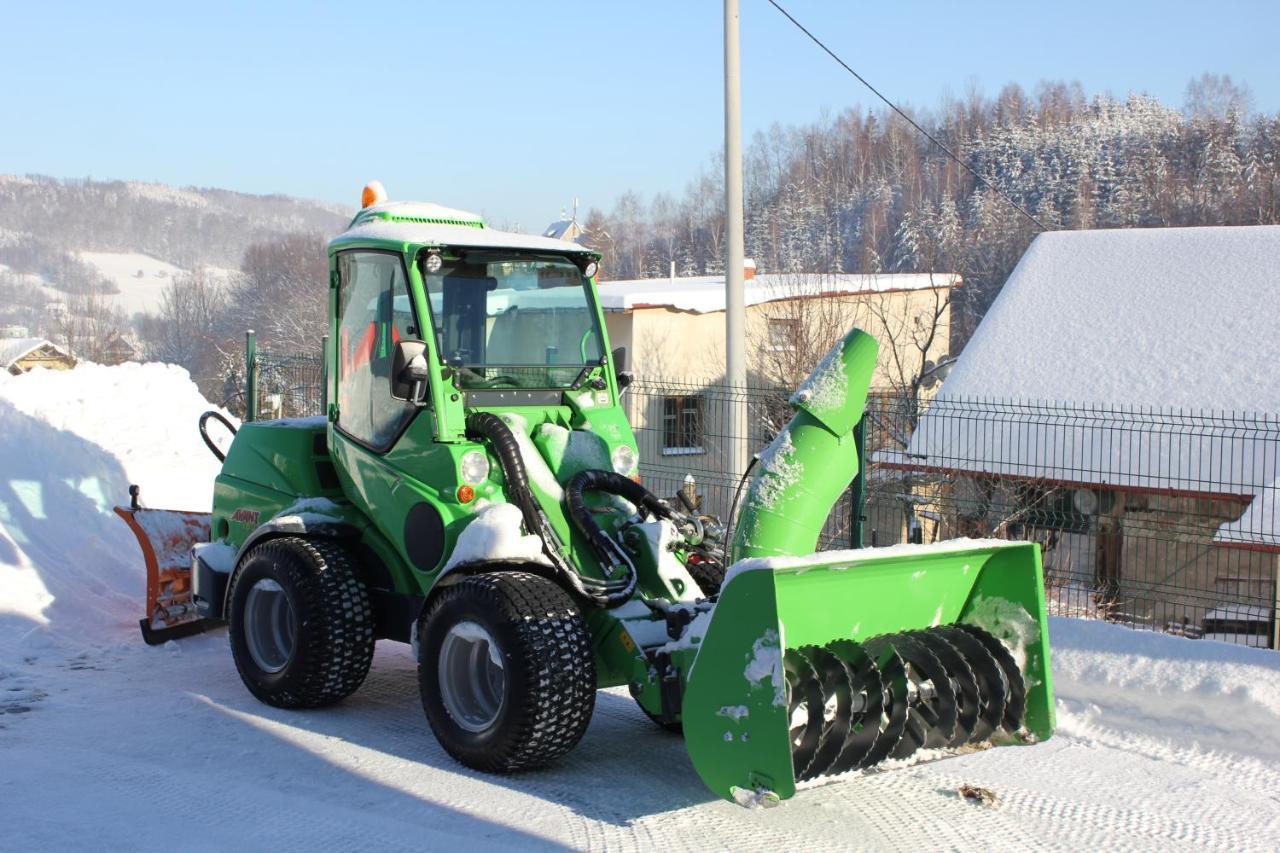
(662, 395, 704, 455)
(767, 318, 799, 351)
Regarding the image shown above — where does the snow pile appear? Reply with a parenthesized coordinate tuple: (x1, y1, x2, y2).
(751, 430, 804, 510)
(1050, 616, 1280, 761)
(790, 336, 847, 412)
(743, 628, 785, 707)
(442, 503, 549, 571)
(0, 362, 229, 650)
(965, 594, 1041, 674)
(499, 413, 564, 500)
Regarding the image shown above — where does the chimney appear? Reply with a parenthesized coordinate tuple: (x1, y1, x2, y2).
(743, 258, 757, 281)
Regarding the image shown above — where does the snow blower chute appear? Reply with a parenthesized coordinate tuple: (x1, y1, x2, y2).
(115, 187, 1052, 804)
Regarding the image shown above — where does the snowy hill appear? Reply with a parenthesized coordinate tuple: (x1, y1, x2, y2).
(1, 365, 1278, 850)
(76, 251, 239, 317)
(0, 174, 348, 269)
(0, 174, 348, 323)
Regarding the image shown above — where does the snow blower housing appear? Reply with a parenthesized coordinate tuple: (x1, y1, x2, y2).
(116, 186, 1054, 803)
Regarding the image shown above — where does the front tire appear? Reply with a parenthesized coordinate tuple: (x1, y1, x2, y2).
(419, 571, 595, 772)
(227, 537, 374, 708)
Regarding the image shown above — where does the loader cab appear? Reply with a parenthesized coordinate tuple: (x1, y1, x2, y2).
(321, 198, 621, 604)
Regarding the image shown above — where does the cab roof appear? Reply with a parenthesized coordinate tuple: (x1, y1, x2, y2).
(329, 200, 597, 257)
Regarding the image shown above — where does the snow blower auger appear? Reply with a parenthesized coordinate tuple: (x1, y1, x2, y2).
(114, 185, 1052, 805)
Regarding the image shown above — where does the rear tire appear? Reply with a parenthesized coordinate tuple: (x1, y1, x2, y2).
(419, 571, 595, 772)
(227, 537, 374, 708)
(685, 558, 725, 598)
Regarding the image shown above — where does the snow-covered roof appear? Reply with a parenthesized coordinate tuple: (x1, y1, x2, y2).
(596, 272, 957, 314)
(1214, 476, 1279, 552)
(0, 337, 70, 370)
(937, 226, 1280, 411)
(893, 226, 1280, 501)
(332, 200, 594, 256)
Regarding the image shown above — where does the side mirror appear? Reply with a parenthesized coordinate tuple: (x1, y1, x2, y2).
(611, 346, 633, 390)
(391, 340, 430, 403)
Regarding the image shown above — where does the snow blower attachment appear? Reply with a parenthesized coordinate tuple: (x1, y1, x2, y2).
(668, 329, 1054, 803)
(113, 189, 1051, 806)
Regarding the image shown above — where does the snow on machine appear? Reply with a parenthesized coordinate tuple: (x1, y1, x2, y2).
(117, 184, 1055, 803)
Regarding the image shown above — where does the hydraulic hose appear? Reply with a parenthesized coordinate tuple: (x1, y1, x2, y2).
(564, 469, 676, 580)
(464, 412, 636, 608)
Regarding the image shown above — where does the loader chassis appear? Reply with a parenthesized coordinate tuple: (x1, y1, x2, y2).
(117, 194, 1055, 803)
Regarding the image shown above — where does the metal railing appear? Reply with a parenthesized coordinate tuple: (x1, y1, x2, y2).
(237, 338, 1279, 649)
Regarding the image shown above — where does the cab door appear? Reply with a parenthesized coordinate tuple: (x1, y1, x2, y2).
(330, 250, 449, 592)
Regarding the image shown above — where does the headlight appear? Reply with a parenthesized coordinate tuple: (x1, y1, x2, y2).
(611, 444, 637, 476)
(459, 450, 490, 485)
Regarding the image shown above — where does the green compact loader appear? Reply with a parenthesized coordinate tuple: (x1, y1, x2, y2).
(117, 185, 1054, 804)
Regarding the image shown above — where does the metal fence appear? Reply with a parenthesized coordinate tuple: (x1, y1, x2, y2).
(243, 332, 325, 421)
(239, 342, 1279, 649)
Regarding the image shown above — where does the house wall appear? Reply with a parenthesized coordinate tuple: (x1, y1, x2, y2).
(868, 475, 1278, 646)
(622, 286, 951, 388)
(11, 350, 75, 375)
(617, 286, 952, 524)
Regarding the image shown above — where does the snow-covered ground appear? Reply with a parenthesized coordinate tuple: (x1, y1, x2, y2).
(2, 253, 236, 321)
(77, 251, 238, 318)
(2, 364, 1279, 851)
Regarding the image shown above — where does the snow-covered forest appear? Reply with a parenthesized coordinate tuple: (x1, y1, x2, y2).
(2, 76, 1276, 378)
(581, 76, 1278, 335)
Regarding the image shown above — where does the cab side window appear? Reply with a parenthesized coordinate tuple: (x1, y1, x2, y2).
(335, 252, 417, 448)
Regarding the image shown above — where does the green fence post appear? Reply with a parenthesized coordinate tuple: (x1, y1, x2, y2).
(321, 334, 329, 415)
(245, 330, 258, 423)
(849, 415, 866, 549)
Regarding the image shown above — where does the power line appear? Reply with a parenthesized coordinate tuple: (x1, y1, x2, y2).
(764, 0, 1048, 232)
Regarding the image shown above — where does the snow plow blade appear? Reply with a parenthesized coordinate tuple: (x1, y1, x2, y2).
(680, 540, 1054, 804)
(114, 492, 214, 645)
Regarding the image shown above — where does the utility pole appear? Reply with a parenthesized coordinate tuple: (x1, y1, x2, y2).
(724, 0, 749, 481)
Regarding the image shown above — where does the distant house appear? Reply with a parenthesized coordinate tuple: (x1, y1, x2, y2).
(99, 330, 138, 366)
(543, 218, 584, 242)
(886, 225, 1280, 646)
(1, 338, 76, 375)
(543, 200, 585, 243)
(599, 266, 957, 385)
(602, 263, 959, 520)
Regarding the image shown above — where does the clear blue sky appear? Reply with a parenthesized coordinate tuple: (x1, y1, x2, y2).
(2, 0, 1276, 231)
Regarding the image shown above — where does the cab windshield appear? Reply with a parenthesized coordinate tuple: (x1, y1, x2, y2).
(422, 252, 604, 389)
